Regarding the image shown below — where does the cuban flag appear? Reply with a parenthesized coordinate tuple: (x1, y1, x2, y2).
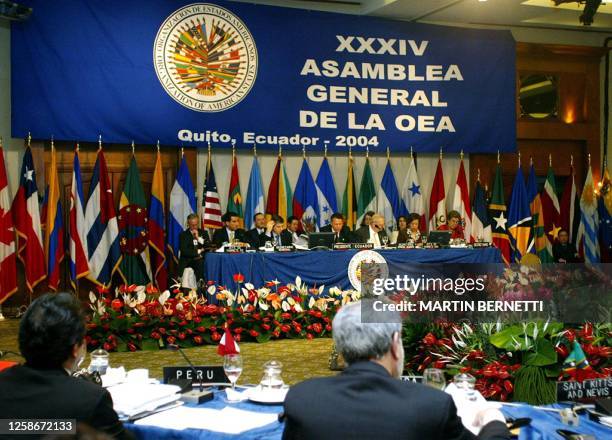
(168, 155, 197, 262)
(293, 159, 319, 231)
(69, 148, 89, 288)
(84, 149, 123, 287)
(315, 157, 337, 228)
(377, 159, 407, 231)
(12, 146, 46, 292)
(244, 156, 265, 230)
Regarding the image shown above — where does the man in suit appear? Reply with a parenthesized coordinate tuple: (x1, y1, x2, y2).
(212, 211, 247, 248)
(354, 213, 388, 248)
(178, 213, 211, 282)
(0, 293, 133, 439)
(320, 213, 353, 243)
(261, 214, 293, 247)
(245, 212, 267, 248)
(283, 301, 510, 440)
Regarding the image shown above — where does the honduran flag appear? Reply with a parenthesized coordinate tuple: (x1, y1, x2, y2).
(293, 159, 319, 231)
(168, 155, 197, 262)
(69, 148, 89, 289)
(0, 143, 17, 303)
(377, 159, 407, 231)
(44, 145, 65, 291)
(12, 146, 46, 292)
(148, 148, 167, 291)
(84, 148, 123, 287)
(315, 157, 337, 228)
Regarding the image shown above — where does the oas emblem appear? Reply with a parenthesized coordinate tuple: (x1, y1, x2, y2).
(153, 3, 258, 112)
(347, 250, 388, 292)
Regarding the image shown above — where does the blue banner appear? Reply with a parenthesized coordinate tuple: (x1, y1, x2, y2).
(11, 0, 516, 152)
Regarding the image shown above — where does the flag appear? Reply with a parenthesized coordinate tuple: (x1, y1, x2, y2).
(563, 341, 591, 374)
(471, 179, 491, 243)
(266, 155, 292, 221)
(541, 166, 561, 256)
(168, 156, 197, 262)
(201, 150, 223, 229)
(217, 326, 240, 356)
(559, 164, 580, 245)
(527, 164, 551, 262)
(44, 146, 65, 290)
(149, 149, 167, 291)
(452, 158, 472, 241)
(429, 158, 446, 230)
(489, 163, 511, 264)
(293, 159, 319, 231)
(227, 152, 243, 228)
(84, 149, 123, 287)
(508, 165, 533, 262)
(244, 156, 265, 230)
(598, 167, 612, 262)
(315, 157, 337, 228)
(118, 156, 151, 285)
(357, 158, 376, 227)
(0, 143, 17, 303)
(377, 159, 407, 231)
(401, 155, 426, 232)
(69, 148, 89, 289)
(12, 146, 46, 291)
(342, 156, 357, 230)
(577, 165, 599, 264)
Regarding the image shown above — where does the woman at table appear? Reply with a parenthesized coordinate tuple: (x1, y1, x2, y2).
(391, 215, 408, 244)
(437, 210, 464, 240)
(397, 213, 423, 244)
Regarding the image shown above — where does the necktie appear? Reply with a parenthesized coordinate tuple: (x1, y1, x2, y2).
(229, 231, 234, 243)
(335, 233, 340, 243)
(276, 234, 281, 246)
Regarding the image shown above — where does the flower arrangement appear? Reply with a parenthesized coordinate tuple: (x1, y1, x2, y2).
(85, 277, 360, 352)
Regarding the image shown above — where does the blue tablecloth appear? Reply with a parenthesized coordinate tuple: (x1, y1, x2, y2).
(205, 247, 502, 290)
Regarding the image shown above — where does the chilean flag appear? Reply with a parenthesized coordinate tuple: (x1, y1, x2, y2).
(0, 144, 17, 303)
(293, 159, 319, 231)
(84, 148, 123, 287)
(12, 147, 46, 292)
(69, 148, 89, 288)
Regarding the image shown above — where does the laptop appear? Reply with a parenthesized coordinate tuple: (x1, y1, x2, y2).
(308, 232, 335, 249)
(427, 231, 451, 246)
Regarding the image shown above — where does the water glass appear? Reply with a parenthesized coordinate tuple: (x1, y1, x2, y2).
(423, 368, 446, 390)
(224, 354, 243, 401)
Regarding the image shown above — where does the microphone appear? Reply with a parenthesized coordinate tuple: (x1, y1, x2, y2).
(166, 344, 213, 404)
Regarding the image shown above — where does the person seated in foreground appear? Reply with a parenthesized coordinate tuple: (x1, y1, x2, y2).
(320, 212, 353, 243)
(178, 213, 211, 281)
(245, 212, 267, 248)
(212, 211, 247, 247)
(553, 229, 582, 263)
(261, 214, 293, 247)
(354, 213, 388, 248)
(282, 301, 510, 440)
(0, 293, 133, 440)
(438, 210, 465, 240)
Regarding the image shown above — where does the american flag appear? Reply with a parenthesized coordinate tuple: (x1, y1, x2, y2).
(201, 149, 222, 229)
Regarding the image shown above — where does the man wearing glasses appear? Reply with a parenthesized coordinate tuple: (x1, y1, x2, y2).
(354, 213, 388, 249)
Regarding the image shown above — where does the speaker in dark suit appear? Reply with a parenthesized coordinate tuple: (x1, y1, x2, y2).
(321, 213, 354, 243)
(282, 301, 510, 440)
(260, 229, 293, 247)
(245, 212, 267, 248)
(212, 211, 247, 248)
(178, 227, 210, 281)
(354, 215, 389, 247)
(0, 293, 132, 440)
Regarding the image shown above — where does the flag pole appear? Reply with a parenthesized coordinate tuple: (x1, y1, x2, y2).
(386, 147, 390, 161)
(232, 140, 236, 159)
(156, 140, 160, 152)
(302, 143, 306, 159)
(131, 140, 135, 156)
(460, 149, 463, 161)
(366, 145, 369, 159)
(497, 150, 500, 164)
(477, 168, 481, 183)
(549, 154, 552, 168)
(410, 146, 413, 160)
(324, 141, 329, 158)
(27, 132, 31, 149)
(98, 134, 102, 151)
(253, 143, 257, 157)
(439, 147, 443, 160)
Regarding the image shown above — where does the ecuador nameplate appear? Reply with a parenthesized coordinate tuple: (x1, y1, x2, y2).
(557, 377, 612, 402)
(353, 243, 374, 250)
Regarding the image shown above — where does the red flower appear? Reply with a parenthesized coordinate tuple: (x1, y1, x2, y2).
(280, 324, 291, 333)
(433, 360, 446, 369)
(306, 333, 314, 340)
(110, 299, 124, 311)
(178, 332, 186, 340)
(312, 323, 323, 334)
(103, 342, 112, 351)
(127, 342, 137, 352)
(555, 345, 569, 358)
(253, 313, 261, 321)
(325, 324, 332, 332)
(272, 331, 280, 338)
(423, 333, 437, 345)
(167, 336, 177, 344)
(261, 323, 271, 331)
(127, 328, 135, 334)
(193, 335, 203, 345)
(210, 325, 217, 332)
(234, 327, 243, 334)
(249, 329, 260, 338)
(151, 332, 161, 340)
(158, 328, 167, 335)
(196, 326, 206, 333)
(211, 332, 221, 342)
(233, 273, 245, 283)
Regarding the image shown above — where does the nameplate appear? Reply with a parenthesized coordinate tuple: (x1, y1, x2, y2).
(397, 243, 415, 249)
(224, 246, 244, 253)
(163, 366, 230, 385)
(353, 243, 374, 250)
(472, 242, 490, 248)
(401, 375, 423, 383)
(424, 243, 438, 249)
(333, 243, 352, 250)
(275, 245, 295, 252)
(557, 377, 612, 402)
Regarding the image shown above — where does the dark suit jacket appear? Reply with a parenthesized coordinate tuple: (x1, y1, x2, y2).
(283, 361, 510, 440)
(211, 227, 247, 248)
(260, 229, 293, 247)
(245, 228, 266, 248)
(178, 228, 211, 275)
(354, 225, 388, 245)
(0, 365, 132, 440)
(320, 225, 354, 243)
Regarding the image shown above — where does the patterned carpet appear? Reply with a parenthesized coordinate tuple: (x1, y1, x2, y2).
(0, 318, 337, 385)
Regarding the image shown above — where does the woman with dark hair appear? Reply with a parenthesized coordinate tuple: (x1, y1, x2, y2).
(437, 210, 464, 240)
(392, 215, 409, 244)
(397, 213, 423, 244)
(359, 211, 375, 228)
(0, 293, 132, 439)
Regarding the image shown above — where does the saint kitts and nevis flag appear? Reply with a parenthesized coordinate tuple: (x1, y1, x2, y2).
(293, 158, 319, 231)
(527, 162, 551, 263)
(266, 154, 292, 221)
(69, 147, 89, 289)
(227, 151, 244, 228)
(244, 155, 265, 230)
(201, 149, 222, 230)
(44, 145, 65, 290)
(508, 165, 533, 262)
(0, 142, 17, 303)
(12, 146, 46, 292)
(489, 162, 511, 264)
(148, 148, 167, 291)
(169, 154, 197, 262)
(377, 158, 407, 231)
(118, 155, 151, 285)
(315, 157, 337, 229)
(357, 157, 376, 227)
(342, 155, 357, 230)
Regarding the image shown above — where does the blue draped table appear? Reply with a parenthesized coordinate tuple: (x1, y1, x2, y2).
(204, 247, 502, 290)
(126, 394, 611, 440)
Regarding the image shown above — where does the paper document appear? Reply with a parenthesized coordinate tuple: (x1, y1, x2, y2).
(108, 383, 181, 418)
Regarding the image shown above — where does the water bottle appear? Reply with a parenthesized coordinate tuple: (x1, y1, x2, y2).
(88, 348, 110, 375)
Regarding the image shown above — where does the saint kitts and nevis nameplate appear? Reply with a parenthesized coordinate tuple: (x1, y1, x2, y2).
(11, 0, 515, 153)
